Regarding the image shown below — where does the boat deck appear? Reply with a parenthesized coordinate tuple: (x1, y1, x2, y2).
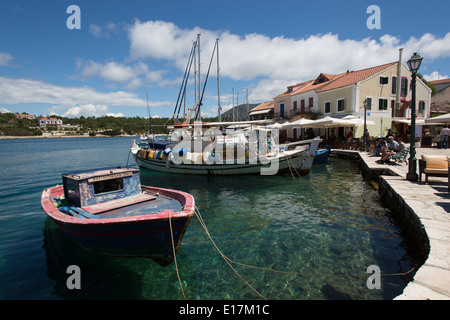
(56, 193, 182, 220)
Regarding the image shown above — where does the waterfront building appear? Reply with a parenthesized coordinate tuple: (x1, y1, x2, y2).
(249, 101, 274, 120)
(270, 61, 432, 140)
(15, 113, 36, 120)
(430, 78, 450, 114)
(38, 117, 63, 128)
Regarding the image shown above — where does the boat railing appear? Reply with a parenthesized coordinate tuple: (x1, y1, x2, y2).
(281, 137, 322, 149)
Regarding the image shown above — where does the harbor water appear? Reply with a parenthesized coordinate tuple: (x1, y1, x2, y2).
(0, 137, 421, 299)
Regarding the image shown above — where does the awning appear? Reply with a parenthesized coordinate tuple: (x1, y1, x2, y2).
(303, 116, 374, 128)
(392, 119, 426, 125)
(249, 109, 272, 116)
(425, 113, 450, 124)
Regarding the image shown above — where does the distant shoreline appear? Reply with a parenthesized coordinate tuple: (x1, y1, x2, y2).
(0, 134, 137, 140)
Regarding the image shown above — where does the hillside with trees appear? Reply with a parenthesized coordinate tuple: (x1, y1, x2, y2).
(0, 112, 218, 137)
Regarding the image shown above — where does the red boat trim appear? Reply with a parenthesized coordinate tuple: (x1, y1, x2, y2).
(41, 185, 195, 226)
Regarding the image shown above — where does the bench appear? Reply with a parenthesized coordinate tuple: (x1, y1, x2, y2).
(418, 155, 450, 182)
(389, 147, 410, 164)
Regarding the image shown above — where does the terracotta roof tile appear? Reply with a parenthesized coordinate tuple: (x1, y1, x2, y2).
(316, 62, 397, 92)
(250, 101, 274, 112)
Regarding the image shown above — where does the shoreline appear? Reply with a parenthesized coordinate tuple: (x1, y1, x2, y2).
(0, 134, 137, 140)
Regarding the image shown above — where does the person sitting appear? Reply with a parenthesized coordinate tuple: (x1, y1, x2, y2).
(376, 137, 405, 164)
(346, 129, 353, 140)
(369, 136, 386, 156)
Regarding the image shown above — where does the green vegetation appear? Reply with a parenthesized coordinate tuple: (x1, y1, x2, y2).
(0, 112, 218, 137)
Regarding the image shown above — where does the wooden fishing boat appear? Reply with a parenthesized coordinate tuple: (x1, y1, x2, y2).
(41, 167, 195, 266)
(131, 135, 322, 176)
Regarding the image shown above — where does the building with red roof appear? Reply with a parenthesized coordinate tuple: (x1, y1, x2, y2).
(271, 61, 432, 139)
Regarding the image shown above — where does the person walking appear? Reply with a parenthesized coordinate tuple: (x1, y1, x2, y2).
(439, 125, 450, 149)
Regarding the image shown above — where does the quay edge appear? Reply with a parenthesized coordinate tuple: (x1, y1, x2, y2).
(332, 149, 450, 300)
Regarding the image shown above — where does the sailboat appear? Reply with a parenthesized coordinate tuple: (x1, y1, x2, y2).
(131, 35, 321, 176)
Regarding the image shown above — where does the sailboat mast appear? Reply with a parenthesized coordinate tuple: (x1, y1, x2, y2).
(197, 34, 201, 120)
(216, 38, 221, 122)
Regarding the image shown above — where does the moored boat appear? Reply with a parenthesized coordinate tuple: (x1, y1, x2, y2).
(313, 145, 332, 164)
(41, 167, 195, 266)
(131, 132, 322, 176)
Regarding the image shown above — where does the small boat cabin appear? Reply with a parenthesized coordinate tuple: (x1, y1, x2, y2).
(62, 167, 142, 208)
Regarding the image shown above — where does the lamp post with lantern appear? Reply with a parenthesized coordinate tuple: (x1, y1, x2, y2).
(406, 52, 423, 181)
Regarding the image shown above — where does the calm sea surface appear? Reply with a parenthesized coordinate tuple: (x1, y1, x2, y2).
(0, 137, 421, 300)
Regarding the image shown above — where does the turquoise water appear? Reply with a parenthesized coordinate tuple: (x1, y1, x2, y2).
(0, 137, 420, 300)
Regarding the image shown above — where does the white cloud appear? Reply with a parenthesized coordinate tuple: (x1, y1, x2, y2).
(0, 107, 12, 113)
(51, 104, 125, 118)
(0, 52, 14, 66)
(127, 20, 450, 102)
(89, 24, 102, 38)
(89, 23, 120, 38)
(424, 71, 449, 81)
(0, 76, 170, 111)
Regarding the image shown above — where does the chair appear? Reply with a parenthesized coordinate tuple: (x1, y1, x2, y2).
(418, 155, 450, 182)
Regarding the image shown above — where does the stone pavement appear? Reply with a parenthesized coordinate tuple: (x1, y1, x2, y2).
(357, 146, 450, 300)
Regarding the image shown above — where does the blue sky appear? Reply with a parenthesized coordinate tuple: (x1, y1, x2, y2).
(0, 0, 449, 119)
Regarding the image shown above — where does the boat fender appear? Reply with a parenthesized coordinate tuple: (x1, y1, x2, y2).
(163, 148, 171, 155)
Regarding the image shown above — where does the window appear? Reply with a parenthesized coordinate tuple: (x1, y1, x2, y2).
(301, 99, 305, 112)
(293, 101, 297, 110)
(401, 77, 408, 97)
(308, 97, 313, 108)
(391, 76, 397, 95)
(324, 101, 331, 113)
(337, 99, 345, 112)
(93, 178, 124, 194)
(379, 76, 389, 85)
(379, 98, 388, 110)
(365, 97, 372, 110)
(418, 101, 425, 114)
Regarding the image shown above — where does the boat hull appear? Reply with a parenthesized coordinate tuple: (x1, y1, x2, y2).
(41, 185, 195, 266)
(134, 149, 314, 176)
(133, 138, 322, 176)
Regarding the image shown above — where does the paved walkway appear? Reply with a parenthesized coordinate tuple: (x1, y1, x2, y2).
(357, 146, 450, 299)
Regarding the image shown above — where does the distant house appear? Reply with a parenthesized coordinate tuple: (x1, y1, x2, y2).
(15, 113, 36, 120)
(249, 101, 274, 120)
(38, 117, 63, 128)
(430, 78, 450, 114)
(272, 61, 432, 139)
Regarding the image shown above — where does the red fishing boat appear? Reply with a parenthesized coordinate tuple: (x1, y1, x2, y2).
(41, 167, 195, 266)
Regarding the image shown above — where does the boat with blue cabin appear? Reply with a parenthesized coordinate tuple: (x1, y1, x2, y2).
(41, 166, 195, 266)
(313, 145, 332, 164)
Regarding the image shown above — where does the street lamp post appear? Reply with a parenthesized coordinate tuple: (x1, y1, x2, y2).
(406, 52, 423, 181)
(363, 98, 368, 151)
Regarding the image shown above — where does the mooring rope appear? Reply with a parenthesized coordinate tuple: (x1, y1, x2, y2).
(171, 204, 416, 300)
(168, 211, 186, 300)
(193, 206, 267, 300)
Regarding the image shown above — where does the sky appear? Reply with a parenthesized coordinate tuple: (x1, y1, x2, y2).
(0, 0, 449, 119)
